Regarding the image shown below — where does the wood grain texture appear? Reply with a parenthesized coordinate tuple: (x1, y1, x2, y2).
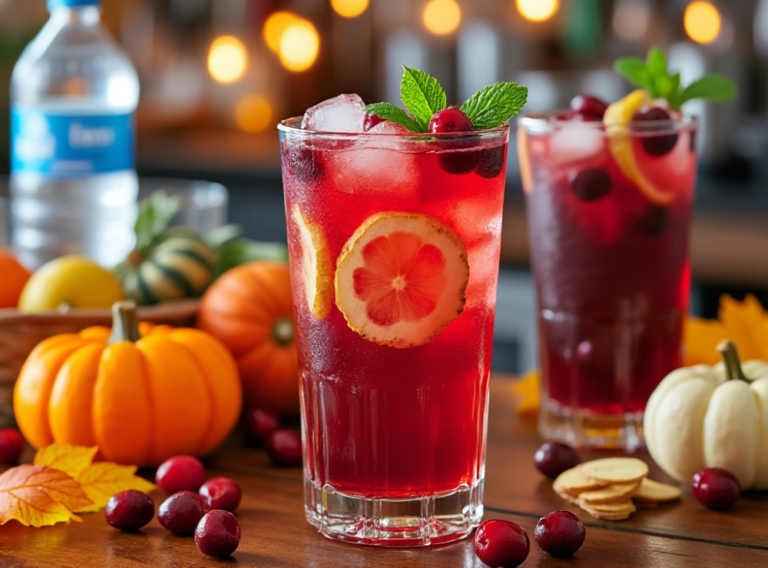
(1, 375, 767, 567)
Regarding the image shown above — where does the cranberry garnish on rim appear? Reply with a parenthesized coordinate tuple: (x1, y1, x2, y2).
(534, 442, 580, 479)
(570, 168, 612, 202)
(692, 468, 741, 510)
(634, 107, 679, 156)
(363, 113, 385, 132)
(534, 510, 586, 557)
(105, 490, 155, 532)
(266, 429, 303, 466)
(474, 519, 530, 568)
(429, 108, 473, 134)
(0, 428, 24, 465)
(244, 408, 280, 447)
(569, 95, 608, 121)
(158, 491, 207, 536)
(156, 455, 206, 495)
(195, 510, 241, 558)
(199, 477, 242, 513)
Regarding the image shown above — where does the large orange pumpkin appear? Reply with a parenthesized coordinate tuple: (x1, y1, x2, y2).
(0, 249, 31, 308)
(197, 261, 299, 414)
(14, 301, 242, 467)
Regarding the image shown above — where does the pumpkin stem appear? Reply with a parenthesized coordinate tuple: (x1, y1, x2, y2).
(272, 317, 295, 346)
(717, 340, 747, 382)
(127, 249, 144, 268)
(109, 300, 143, 344)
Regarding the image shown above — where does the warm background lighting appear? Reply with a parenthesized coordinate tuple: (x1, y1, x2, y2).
(423, 0, 461, 36)
(208, 36, 247, 84)
(684, 1, 721, 44)
(331, 0, 369, 19)
(516, 0, 559, 22)
(279, 20, 320, 72)
(235, 95, 273, 133)
(263, 11, 298, 53)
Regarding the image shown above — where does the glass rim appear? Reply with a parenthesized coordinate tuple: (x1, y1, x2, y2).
(518, 111, 698, 135)
(278, 116, 510, 141)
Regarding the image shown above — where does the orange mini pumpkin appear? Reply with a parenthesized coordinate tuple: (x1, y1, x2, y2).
(0, 249, 31, 308)
(14, 301, 242, 467)
(197, 261, 299, 414)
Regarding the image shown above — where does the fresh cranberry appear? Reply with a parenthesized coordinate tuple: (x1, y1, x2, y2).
(473, 519, 530, 568)
(199, 477, 242, 512)
(105, 490, 154, 532)
(195, 510, 241, 558)
(534, 442, 581, 479)
(476, 146, 507, 179)
(0, 428, 24, 465)
(570, 168, 612, 202)
(363, 113, 385, 131)
(636, 205, 669, 236)
(692, 468, 741, 510)
(285, 146, 324, 183)
(534, 510, 586, 557)
(634, 107, 678, 156)
(266, 429, 303, 467)
(158, 491, 206, 536)
(429, 108, 474, 134)
(244, 408, 280, 447)
(156, 456, 206, 495)
(438, 149, 482, 175)
(569, 95, 608, 121)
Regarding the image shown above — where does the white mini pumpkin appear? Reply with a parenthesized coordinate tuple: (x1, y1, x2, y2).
(644, 341, 768, 489)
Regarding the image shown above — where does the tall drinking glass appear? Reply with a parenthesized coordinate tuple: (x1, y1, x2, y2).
(518, 114, 697, 451)
(279, 118, 509, 546)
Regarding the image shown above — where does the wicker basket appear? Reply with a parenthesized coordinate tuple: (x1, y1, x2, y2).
(0, 300, 200, 425)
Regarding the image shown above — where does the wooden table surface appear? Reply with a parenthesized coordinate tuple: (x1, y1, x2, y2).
(1, 375, 766, 567)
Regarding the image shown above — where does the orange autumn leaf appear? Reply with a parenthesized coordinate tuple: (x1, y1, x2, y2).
(719, 294, 768, 361)
(34, 443, 156, 513)
(511, 369, 540, 420)
(0, 465, 92, 527)
(683, 316, 727, 366)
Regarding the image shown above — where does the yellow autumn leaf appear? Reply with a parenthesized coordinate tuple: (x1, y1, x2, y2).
(0, 465, 92, 527)
(74, 462, 157, 513)
(34, 443, 99, 478)
(511, 369, 540, 420)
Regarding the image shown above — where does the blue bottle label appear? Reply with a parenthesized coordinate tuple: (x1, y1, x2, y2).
(11, 107, 135, 176)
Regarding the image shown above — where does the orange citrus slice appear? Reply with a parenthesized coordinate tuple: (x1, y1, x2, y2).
(292, 204, 333, 320)
(604, 89, 675, 206)
(335, 212, 469, 348)
(517, 127, 534, 195)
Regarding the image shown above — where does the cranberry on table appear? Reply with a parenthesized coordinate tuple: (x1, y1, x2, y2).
(692, 468, 741, 510)
(266, 429, 303, 467)
(534, 510, 586, 558)
(534, 442, 581, 479)
(633, 107, 679, 156)
(429, 108, 474, 134)
(155, 455, 206, 495)
(363, 113, 385, 131)
(0, 428, 24, 465)
(570, 168, 612, 202)
(158, 491, 207, 536)
(195, 510, 241, 558)
(569, 95, 608, 121)
(473, 519, 530, 568)
(244, 408, 281, 447)
(105, 490, 154, 532)
(199, 477, 242, 513)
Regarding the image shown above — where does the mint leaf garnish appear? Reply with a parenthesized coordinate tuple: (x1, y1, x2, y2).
(461, 82, 529, 131)
(364, 102, 424, 133)
(614, 47, 736, 109)
(400, 66, 447, 130)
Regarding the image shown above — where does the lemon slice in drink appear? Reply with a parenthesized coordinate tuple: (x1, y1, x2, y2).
(604, 89, 675, 206)
(517, 128, 534, 195)
(292, 205, 334, 320)
(335, 212, 469, 348)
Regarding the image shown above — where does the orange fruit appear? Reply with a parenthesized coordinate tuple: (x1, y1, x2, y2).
(0, 249, 31, 309)
(292, 204, 333, 320)
(335, 212, 469, 348)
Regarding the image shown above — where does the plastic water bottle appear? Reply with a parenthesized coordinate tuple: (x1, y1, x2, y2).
(10, 0, 139, 269)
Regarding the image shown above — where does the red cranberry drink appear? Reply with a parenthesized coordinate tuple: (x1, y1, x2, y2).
(279, 68, 528, 546)
(518, 49, 736, 451)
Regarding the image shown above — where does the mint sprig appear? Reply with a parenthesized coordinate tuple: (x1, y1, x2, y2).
(615, 47, 736, 109)
(364, 66, 529, 133)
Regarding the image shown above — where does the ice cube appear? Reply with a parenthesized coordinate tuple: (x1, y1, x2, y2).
(368, 121, 410, 135)
(465, 239, 501, 309)
(302, 94, 367, 133)
(327, 145, 420, 200)
(549, 122, 605, 165)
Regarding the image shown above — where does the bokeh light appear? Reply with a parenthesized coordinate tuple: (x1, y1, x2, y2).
(331, 0, 370, 18)
(516, 0, 559, 22)
(684, 1, 721, 44)
(279, 20, 320, 72)
(235, 95, 273, 133)
(263, 11, 298, 53)
(208, 36, 247, 84)
(423, 0, 462, 36)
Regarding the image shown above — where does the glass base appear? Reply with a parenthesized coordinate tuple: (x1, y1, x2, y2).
(539, 398, 646, 453)
(303, 478, 484, 547)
